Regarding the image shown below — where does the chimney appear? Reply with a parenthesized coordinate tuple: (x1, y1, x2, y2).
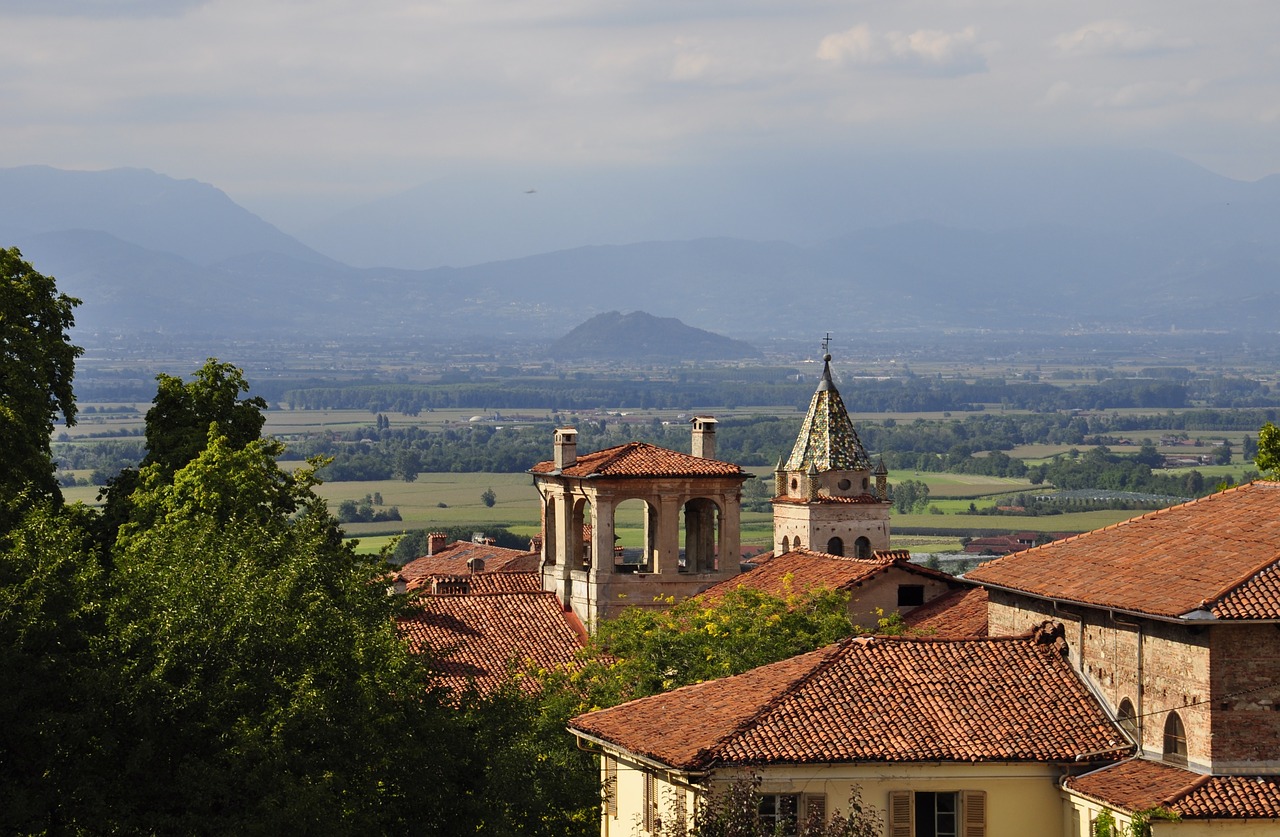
(467, 557, 486, 573)
(554, 427, 578, 469)
(427, 532, 447, 556)
(529, 534, 543, 554)
(483, 537, 496, 546)
(691, 415, 717, 459)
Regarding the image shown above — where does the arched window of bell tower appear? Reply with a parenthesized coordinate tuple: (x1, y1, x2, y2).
(854, 536, 871, 559)
(827, 537, 844, 556)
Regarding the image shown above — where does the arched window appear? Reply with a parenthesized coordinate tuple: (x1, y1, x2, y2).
(1163, 712, 1187, 765)
(781, 536, 790, 553)
(1118, 698, 1138, 741)
(826, 537, 845, 556)
(854, 536, 871, 559)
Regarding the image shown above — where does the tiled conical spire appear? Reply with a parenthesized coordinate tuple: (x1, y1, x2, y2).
(784, 352, 872, 473)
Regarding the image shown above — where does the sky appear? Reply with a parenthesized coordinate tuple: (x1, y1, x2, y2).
(3, 0, 1279, 230)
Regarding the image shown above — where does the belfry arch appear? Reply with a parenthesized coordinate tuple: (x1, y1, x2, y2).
(531, 423, 749, 628)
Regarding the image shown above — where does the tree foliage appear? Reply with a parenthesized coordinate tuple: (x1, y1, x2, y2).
(654, 773, 882, 837)
(99, 359, 272, 543)
(0, 247, 82, 529)
(1256, 422, 1280, 478)
(101, 431, 472, 833)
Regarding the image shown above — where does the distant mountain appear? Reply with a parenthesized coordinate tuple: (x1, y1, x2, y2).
(0, 165, 332, 266)
(296, 148, 1275, 270)
(548, 311, 763, 361)
(3, 157, 1280, 344)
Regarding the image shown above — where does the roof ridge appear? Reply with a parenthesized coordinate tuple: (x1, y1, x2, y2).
(1203, 553, 1280, 613)
(1163, 772, 1215, 807)
(695, 643, 846, 769)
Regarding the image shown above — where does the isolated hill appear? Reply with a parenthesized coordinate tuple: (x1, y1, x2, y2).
(548, 312, 763, 361)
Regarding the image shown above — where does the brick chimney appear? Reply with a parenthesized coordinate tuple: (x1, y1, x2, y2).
(554, 427, 578, 469)
(691, 415, 717, 459)
(427, 532, 447, 555)
(529, 534, 544, 554)
(467, 557, 486, 573)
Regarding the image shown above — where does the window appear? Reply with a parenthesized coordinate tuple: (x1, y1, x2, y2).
(1164, 712, 1188, 765)
(838, 478, 852, 491)
(888, 791, 986, 837)
(898, 585, 925, 607)
(827, 536, 845, 556)
(758, 794, 799, 836)
(916, 792, 957, 837)
(781, 536, 790, 552)
(854, 536, 871, 558)
(1117, 698, 1137, 741)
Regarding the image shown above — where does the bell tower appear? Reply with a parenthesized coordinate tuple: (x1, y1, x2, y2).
(772, 339, 890, 557)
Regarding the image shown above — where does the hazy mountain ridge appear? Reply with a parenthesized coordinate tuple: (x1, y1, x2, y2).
(3, 156, 1279, 343)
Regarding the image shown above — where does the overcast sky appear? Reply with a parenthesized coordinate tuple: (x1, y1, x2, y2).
(3, 0, 1278, 228)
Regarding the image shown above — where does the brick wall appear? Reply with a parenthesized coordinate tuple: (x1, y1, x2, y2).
(1209, 624, 1280, 771)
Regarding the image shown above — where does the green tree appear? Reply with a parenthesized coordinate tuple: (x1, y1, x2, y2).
(1256, 422, 1280, 477)
(586, 585, 854, 699)
(99, 359, 270, 543)
(104, 431, 470, 833)
(0, 504, 110, 834)
(481, 487, 497, 507)
(0, 247, 82, 530)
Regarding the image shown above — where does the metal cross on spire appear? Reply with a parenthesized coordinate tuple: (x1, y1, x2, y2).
(821, 333, 832, 358)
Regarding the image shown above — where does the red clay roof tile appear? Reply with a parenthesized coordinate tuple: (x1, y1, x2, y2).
(397, 591, 584, 696)
(531, 441, 746, 479)
(902, 587, 989, 639)
(1066, 759, 1280, 819)
(966, 482, 1280, 620)
(395, 541, 538, 589)
(571, 633, 1126, 770)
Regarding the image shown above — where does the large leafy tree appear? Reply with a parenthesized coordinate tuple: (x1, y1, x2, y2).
(104, 431, 471, 833)
(0, 504, 111, 834)
(99, 358, 271, 543)
(0, 247, 81, 530)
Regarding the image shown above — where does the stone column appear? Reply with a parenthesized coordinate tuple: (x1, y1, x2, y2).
(654, 494, 682, 574)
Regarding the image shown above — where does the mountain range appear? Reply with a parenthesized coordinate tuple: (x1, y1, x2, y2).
(3, 154, 1279, 348)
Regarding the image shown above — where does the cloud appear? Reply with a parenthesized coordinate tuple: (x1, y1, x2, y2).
(1093, 79, 1205, 110)
(1054, 20, 1192, 58)
(817, 24, 987, 77)
(2, 0, 207, 18)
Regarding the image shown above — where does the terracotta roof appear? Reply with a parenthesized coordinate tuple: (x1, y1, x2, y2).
(702, 549, 960, 605)
(415, 573, 541, 595)
(531, 441, 746, 479)
(902, 586, 990, 639)
(783, 356, 872, 474)
(396, 541, 538, 590)
(397, 591, 585, 696)
(966, 482, 1280, 620)
(1066, 759, 1280, 819)
(699, 549, 894, 602)
(571, 632, 1127, 771)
